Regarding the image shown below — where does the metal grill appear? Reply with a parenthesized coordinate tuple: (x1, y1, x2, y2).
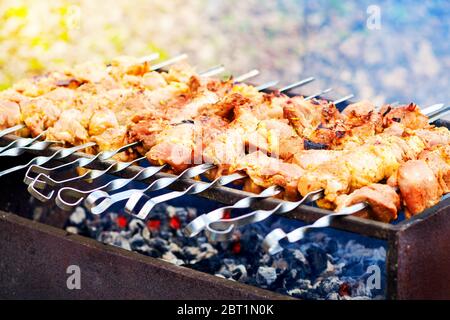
(1, 53, 450, 260)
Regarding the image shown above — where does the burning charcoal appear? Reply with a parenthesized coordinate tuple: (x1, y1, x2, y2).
(66, 226, 79, 234)
(56, 202, 386, 300)
(128, 219, 146, 234)
(97, 231, 131, 251)
(69, 207, 86, 225)
(133, 244, 153, 255)
(148, 238, 169, 254)
(287, 249, 311, 278)
(282, 269, 301, 291)
(286, 288, 307, 299)
(231, 265, 247, 281)
(129, 233, 145, 249)
(142, 227, 152, 241)
(166, 206, 177, 217)
(199, 243, 216, 254)
(190, 256, 222, 273)
(158, 230, 171, 240)
(256, 267, 277, 287)
(315, 276, 343, 297)
(183, 246, 201, 262)
(162, 251, 184, 266)
(325, 239, 339, 254)
(169, 242, 182, 253)
(326, 292, 341, 300)
(259, 253, 274, 266)
(296, 278, 312, 290)
(217, 268, 233, 279)
(306, 245, 328, 276)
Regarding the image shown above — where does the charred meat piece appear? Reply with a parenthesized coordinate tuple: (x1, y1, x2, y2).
(381, 103, 429, 130)
(235, 151, 305, 200)
(0, 97, 21, 131)
(335, 184, 400, 222)
(394, 146, 450, 216)
(147, 115, 228, 172)
(397, 160, 442, 217)
(298, 134, 426, 206)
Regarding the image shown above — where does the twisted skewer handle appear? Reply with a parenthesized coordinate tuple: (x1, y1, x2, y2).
(23, 141, 139, 185)
(0, 124, 25, 138)
(0, 134, 54, 156)
(204, 189, 324, 242)
(263, 202, 368, 255)
(183, 185, 282, 237)
(50, 163, 166, 210)
(126, 172, 245, 219)
(84, 163, 214, 215)
(0, 142, 95, 178)
(27, 155, 147, 203)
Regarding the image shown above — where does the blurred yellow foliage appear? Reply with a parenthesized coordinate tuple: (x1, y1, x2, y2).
(0, 0, 176, 89)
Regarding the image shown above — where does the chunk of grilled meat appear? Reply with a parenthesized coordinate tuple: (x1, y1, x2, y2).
(335, 184, 400, 222)
(0, 92, 22, 131)
(147, 115, 228, 172)
(234, 151, 305, 200)
(298, 134, 426, 207)
(397, 160, 442, 217)
(391, 145, 450, 217)
(381, 103, 429, 130)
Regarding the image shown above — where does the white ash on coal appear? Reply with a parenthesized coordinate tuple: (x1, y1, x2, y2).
(64, 205, 386, 300)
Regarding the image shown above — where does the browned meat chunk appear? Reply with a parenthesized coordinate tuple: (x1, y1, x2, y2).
(235, 151, 305, 200)
(335, 184, 400, 222)
(397, 160, 441, 217)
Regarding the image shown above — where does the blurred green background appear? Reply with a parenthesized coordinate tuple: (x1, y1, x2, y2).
(1, 0, 448, 106)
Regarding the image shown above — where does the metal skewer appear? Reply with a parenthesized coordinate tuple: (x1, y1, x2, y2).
(125, 173, 246, 219)
(81, 75, 308, 216)
(0, 140, 60, 157)
(255, 80, 280, 92)
(122, 78, 319, 219)
(279, 77, 315, 92)
(0, 132, 49, 155)
(262, 104, 450, 254)
(0, 124, 25, 138)
(23, 141, 139, 187)
(185, 99, 446, 240)
(0, 142, 95, 178)
(24, 63, 235, 198)
(263, 202, 367, 255)
(183, 94, 351, 238)
(0, 54, 188, 157)
(233, 70, 260, 83)
(150, 53, 188, 71)
(84, 163, 215, 215)
(205, 189, 325, 242)
(198, 65, 226, 78)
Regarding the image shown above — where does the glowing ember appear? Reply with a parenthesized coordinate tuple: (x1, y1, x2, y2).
(169, 216, 181, 230)
(147, 219, 161, 230)
(116, 216, 128, 228)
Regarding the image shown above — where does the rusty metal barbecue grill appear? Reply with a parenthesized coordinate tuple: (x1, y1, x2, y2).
(1, 55, 450, 299)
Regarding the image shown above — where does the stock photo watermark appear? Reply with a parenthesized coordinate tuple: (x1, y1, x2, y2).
(366, 265, 382, 290)
(66, 265, 81, 290)
(367, 5, 382, 30)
